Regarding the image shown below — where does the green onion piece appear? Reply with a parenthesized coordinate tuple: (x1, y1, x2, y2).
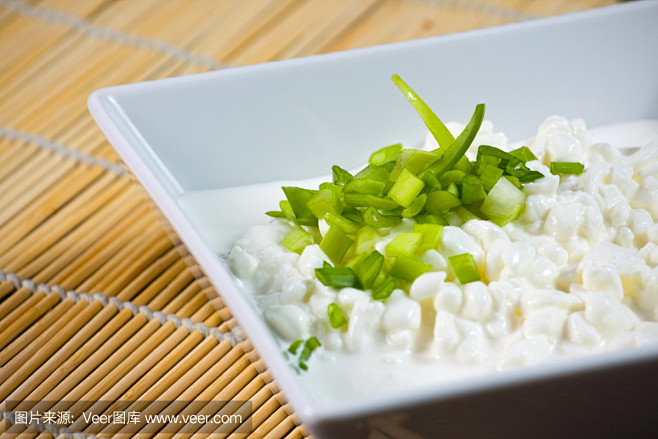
(388, 254, 432, 282)
(352, 250, 385, 289)
(412, 223, 443, 253)
(354, 164, 390, 182)
(344, 179, 386, 196)
(401, 193, 427, 218)
(288, 339, 303, 355)
(385, 233, 422, 257)
(298, 362, 308, 371)
(439, 169, 465, 187)
(426, 190, 461, 214)
(424, 103, 485, 177)
(324, 212, 361, 234)
(421, 172, 441, 193)
(344, 193, 399, 210)
(319, 182, 343, 197)
(446, 182, 459, 197)
(479, 163, 504, 192)
(299, 336, 322, 362)
(415, 214, 448, 225)
(461, 174, 486, 204)
(509, 146, 538, 163)
(320, 225, 354, 264)
(327, 303, 348, 329)
(370, 143, 402, 165)
(480, 176, 526, 226)
(550, 161, 585, 175)
(282, 186, 318, 221)
(363, 207, 402, 228)
(391, 74, 455, 150)
(448, 253, 481, 284)
(265, 210, 286, 219)
(315, 266, 360, 288)
(456, 206, 480, 222)
(388, 168, 425, 208)
(504, 175, 522, 189)
(307, 188, 343, 220)
(371, 273, 396, 300)
(356, 225, 379, 253)
(281, 229, 314, 254)
(332, 165, 353, 185)
(390, 149, 442, 181)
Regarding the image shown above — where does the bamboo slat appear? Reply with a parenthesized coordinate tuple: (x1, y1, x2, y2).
(0, 0, 622, 437)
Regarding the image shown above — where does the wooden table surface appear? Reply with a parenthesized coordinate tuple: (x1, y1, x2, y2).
(0, 0, 623, 437)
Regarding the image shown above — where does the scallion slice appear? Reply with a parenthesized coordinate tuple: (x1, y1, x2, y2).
(352, 250, 385, 289)
(307, 188, 343, 220)
(461, 174, 486, 204)
(480, 176, 525, 226)
(388, 168, 425, 208)
(370, 143, 402, 165)
(550, 161, 585, 175)
(282, 186, 317, 220)
(363, 207, 402, 228)
(371, 273, 396, 300)
(401, 193, 427, 218)
(324, 212, 361, 234)
(448, 253, 480, 284)
(332, 165, 353, 185)
(412, 223, 443, 253)
(426, 190, 462, 214)
(388, 254, 432, 282)
(344, 193, 399, 210)
(508, 146, 538, 163)
(344, 179, 386, 196)
(320, 225, 353, 264)
(385, 233, 422, 257)
(315, 266, 361, 288)
(479, 163, 504, 192)
(355, 225, 379, 253)
(281, 229, 314, 254)
(327, 303, 348, 328)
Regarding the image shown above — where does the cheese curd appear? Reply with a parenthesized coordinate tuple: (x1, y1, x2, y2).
(228, 117, 658, 385)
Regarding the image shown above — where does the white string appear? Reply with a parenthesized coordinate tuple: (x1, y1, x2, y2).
(0, 0, 227, 70)
(0, 268, 242, 345)
(0, 126, 128, 176)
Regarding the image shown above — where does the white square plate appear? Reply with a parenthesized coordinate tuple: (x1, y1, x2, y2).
(89, 2, 658, 437)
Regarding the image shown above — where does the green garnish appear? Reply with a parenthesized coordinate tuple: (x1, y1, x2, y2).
(287, 337, 322, 372)
(550, 161, 585, 175)
(448, 253, 481, 284)
(270, 74, 545, 320)
(327, 303, 348, 329)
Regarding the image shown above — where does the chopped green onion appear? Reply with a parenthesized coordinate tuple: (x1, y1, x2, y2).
(319, 182, 343, 197)
(301, 336, 321, 358)
(324, 212, 361, 234)
(344, 193, 399, 210)
(307, 188, 343, 220)
(415, 214, 448, 225)
(448, 253, 481, 284)
(327, 303, 348, 329)
(315, 266, 360, 288)
(352, 250, 385, 289)
(446, 182, 459, 197)
(426, 190, 461, 214)
(504, 174, 522, 189)
(371, 273, 396, 300)
(265, 210, 286, 219)
(355, 225, 379, 253)
(282, 186, 318, 220)
(455, 206, 480, 222)
(320, 225, 354, 264)
(412, 223, 443, 253)
(354, 164, 390, 182)
(281, 229, 314, 254)
(385, 233, 422, 257)
(480, 176, 526, 226)
(391, 74, 455, 150)
(390, 149, 442, 180)
(370, 143, 402, 165)
(479, 163, 504, 192)
(288, 339, 303, 355)
(363, 207, 402, 228)
(401, 193, 427, 218)
(332, 165, 353, 185)
(421, 172, 441, 193)
(344, 179, 386, 196)
(508, 146, 538, 163)
(388, 168, 425, 208)
(424, 103, 485, 177)
(439, 169, 465, 187)
(461, 174, 486, 204)
(389, 254, 432, 282)
(550, 161, 585, 175)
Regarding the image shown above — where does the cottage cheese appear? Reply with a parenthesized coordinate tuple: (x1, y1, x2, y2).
(181, 117, 658, 402)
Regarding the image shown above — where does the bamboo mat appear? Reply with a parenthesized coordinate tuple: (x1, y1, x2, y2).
(0, 0, 623, 437)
